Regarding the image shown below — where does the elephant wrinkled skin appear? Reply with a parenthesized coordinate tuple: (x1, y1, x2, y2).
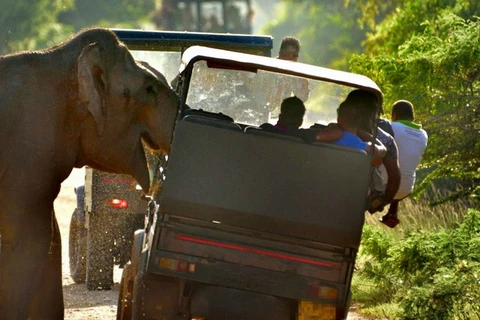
(0, 27, 178, 319)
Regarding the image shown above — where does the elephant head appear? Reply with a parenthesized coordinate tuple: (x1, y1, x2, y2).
(72, 28, 179, 192)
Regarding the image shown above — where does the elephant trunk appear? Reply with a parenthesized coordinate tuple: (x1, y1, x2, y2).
(130, 139, 151, 193)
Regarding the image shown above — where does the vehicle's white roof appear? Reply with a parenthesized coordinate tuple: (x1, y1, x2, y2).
(180, 45, 383, 104)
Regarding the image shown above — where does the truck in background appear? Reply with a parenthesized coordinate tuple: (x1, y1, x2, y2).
(153, 0, 254, 34)
(69, 169, 146, 290)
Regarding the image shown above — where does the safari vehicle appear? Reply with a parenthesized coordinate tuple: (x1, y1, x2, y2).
(68, 29, 273, 290)
(116, 45, 383, 319)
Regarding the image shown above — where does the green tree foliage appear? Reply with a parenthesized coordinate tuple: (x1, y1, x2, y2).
(0, 0, 156, 55)
(356, 209, 480, 319)
(349, 6, 480, 203)
(345, 0, 398, 31)
(262, 0, 369, 69)
(0, 0, 74, 54)
(353, 0, 480, 54)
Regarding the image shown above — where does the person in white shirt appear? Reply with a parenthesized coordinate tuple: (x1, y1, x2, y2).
(379, 100, 428, 227)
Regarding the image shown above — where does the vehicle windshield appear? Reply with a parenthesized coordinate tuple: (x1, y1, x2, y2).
(185, 60, 357, 127)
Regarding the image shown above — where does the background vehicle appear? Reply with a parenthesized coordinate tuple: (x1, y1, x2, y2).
(153, 0, 254, 34)
(116, 43, 383, 319)
(69, 169, 146, 290)
(68, 29, 273, 290)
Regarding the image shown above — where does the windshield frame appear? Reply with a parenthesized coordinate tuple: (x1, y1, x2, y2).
(179, 46, 382, 102)
(178, 46, 383, 129)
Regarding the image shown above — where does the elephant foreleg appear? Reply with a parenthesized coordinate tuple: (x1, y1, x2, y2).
(30, 211, 64, 320)
(0, 209, 54, 320)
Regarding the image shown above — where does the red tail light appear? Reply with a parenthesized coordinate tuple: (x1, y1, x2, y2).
(110, 199, 128, 209)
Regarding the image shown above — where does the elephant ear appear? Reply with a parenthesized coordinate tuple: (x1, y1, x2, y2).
(77, 42, 107, 136)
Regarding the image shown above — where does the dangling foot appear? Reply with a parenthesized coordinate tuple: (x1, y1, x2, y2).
(380, 214, 399, 228)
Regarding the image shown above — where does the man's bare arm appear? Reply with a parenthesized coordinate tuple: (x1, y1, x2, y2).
(365, 138, 387, 158)
(315, 123, 343, 142)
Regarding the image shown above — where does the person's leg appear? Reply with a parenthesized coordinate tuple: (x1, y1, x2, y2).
(387, 199, 400, 218)
(380, 198, 404, 228)
(367, 188, 385, 214)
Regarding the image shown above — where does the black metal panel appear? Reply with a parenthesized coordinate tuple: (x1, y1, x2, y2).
(159, 119, 370, 248)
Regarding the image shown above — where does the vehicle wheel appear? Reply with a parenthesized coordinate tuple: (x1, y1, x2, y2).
(117, 263, 133, 320)
(86, 212, 114, 290)
(69, 208, 87, 284)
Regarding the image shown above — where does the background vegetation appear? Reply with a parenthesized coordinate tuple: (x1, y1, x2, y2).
(354, 198, 480, 319)
(1, 0, 479, 318)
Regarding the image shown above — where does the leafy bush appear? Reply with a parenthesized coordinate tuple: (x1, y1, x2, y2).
(354, 209, 480, 319)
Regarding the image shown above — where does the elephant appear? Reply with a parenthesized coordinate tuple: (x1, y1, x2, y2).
(0, 27, 178, 319)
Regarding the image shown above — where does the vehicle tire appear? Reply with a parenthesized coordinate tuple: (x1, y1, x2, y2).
(69, 208, 87, 284)
(86, 211, 114, 290)
(117, 263, 133, 320)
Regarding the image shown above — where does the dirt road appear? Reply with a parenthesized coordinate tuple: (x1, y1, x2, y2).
(55, 168, 367, 320)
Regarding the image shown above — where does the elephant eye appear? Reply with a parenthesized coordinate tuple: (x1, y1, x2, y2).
(146, 85, 157, 95)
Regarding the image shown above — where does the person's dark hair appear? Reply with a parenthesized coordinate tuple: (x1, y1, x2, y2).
(345, 89, 381, 133)
(278, 96, 305, 127)
(337, 100, 360, 129)
(392, 100, 414, 121)
(280, 36, 300, 52)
